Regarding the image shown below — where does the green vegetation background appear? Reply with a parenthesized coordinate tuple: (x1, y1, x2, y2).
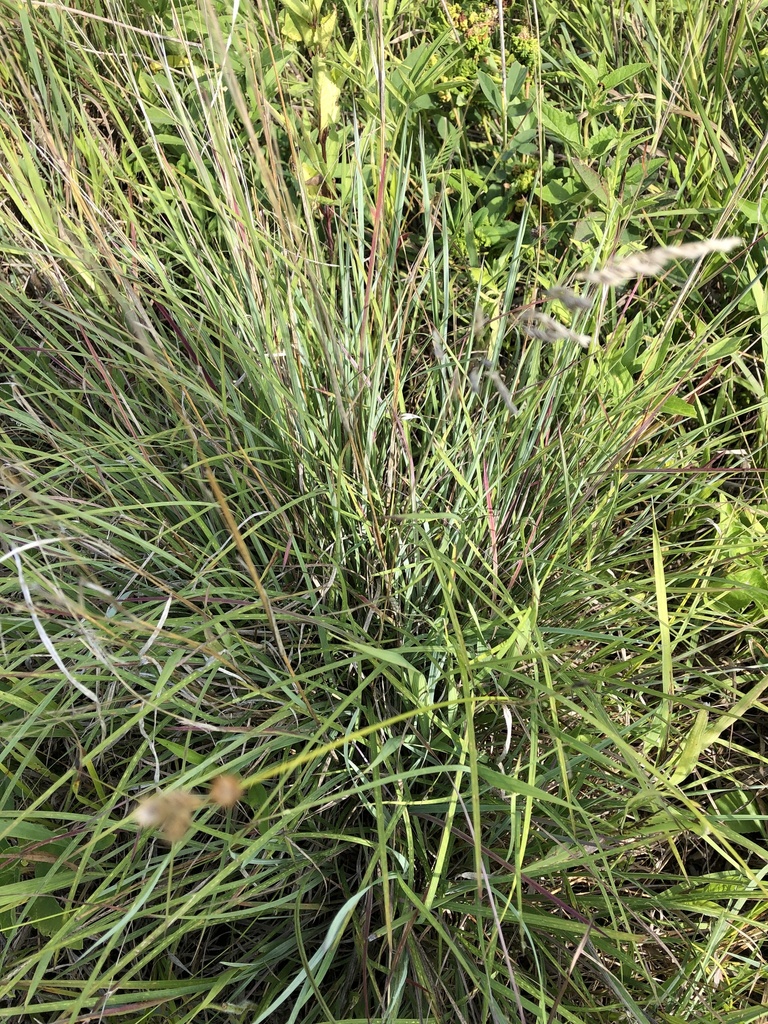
(0, 0, 767, 1021)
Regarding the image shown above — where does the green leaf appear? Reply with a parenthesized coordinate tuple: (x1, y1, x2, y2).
(475, 765, 569, 807)
(737, 198, 767, 226)
(713, 790, 764, 835)
(601, 63, 651, 90)
(587, 124, 619, 158)
(540, 101, 581, 148)
(281, 0, 313, 26)
(505, 61, 528, 101)
(704, 335, 742, 360)
(537, 177, 580, 205)
(156, 738, 205, 763)
(29, 895, 64, 938)
(477, 70, 501, 115)
(281, 10, 312, 45)
(660, 395, 695, 417)
(567, 53, 599, 91)
(668, 709, 709, 784)
(315, 8, 337, 51)
(245, 782, 269, 819)
(572, 158, 610, 204)
(252, 886, 373, 1024)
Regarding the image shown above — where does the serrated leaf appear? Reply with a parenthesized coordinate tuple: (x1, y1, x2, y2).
(539, 101, 581, 147)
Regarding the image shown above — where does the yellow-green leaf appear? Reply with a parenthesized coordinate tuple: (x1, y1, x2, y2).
(314, 59, 340, 131)
(316, 8, 337, 51)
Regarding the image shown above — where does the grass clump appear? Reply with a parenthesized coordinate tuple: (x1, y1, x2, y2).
(1, 0, 767, 1022)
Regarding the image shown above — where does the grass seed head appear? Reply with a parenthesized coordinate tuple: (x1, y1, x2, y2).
(544, 286, 594, 311)
(209, 774, 244, 808)
(133, 791, 204, 843)
(578, 237, 743, 286)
